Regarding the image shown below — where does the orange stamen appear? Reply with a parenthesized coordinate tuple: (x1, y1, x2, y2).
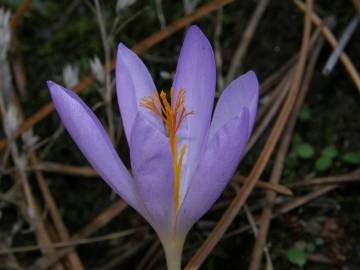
(140, 88, 193, 213)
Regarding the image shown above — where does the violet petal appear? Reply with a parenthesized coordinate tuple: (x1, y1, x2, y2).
(116, 43, 163, 143)
(176, 108, 249, 235)
(210, 71, 259, 140)
(47, 81, 145, 215)
(130, 113, 174, 236)
(172, 25, 216, 204)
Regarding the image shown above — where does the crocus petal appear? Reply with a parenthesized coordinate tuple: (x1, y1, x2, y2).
(176, 108, 249, 235)
(47, 81, 145, 215)
(172, 25, 216, 204)
(116, 43, 163, 143)
(209, 71, 259, 141)
(130, 113, 174, 236)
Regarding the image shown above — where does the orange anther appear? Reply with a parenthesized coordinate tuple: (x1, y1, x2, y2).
(140, 88, 193, 212)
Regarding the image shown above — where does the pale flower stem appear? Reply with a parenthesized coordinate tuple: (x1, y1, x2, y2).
(163, 239, 183, 270)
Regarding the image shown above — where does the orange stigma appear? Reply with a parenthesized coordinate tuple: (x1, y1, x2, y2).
(140, 88, 193, 213)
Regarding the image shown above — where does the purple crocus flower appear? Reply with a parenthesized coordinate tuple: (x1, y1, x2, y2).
(47, 25, 258, 269)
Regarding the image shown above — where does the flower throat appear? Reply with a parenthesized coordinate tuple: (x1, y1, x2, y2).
(140, 88, 193, 213)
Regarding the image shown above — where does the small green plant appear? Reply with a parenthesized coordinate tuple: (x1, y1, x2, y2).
(299, 106, 311, 121)
(321, 146, 338, 159)
(343, 152, 360, 165)
(315, 157, 332, 171)
(295, 143, 314, 159)
(287, 247, 307, 268)
(315, 146, 338, 172)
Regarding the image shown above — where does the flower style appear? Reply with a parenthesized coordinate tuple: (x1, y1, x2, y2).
(47, 25, 258, 270)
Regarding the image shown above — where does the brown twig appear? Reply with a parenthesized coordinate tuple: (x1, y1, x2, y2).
(38, 162, 98, 177)
(307, 253, 340, 265)
(294, 0, 360, 94)
(30, 153, 85, 270)
(275, 185, 336, 215)
(244, 205, 274, 269)
(249, 29, 324, 270)
(30, 200, 128, 269)
(224, 184, 338, 239)
(233, 175, 293, 196)
(287, 169, 360, 188)
(184, 1, 313, 268)
(0, 0, 235, 152)
(0, 227, 144, 255)
(2, 133, 65, 270)
(10, 0, 33, 29)
(218, 172, 360, 225)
